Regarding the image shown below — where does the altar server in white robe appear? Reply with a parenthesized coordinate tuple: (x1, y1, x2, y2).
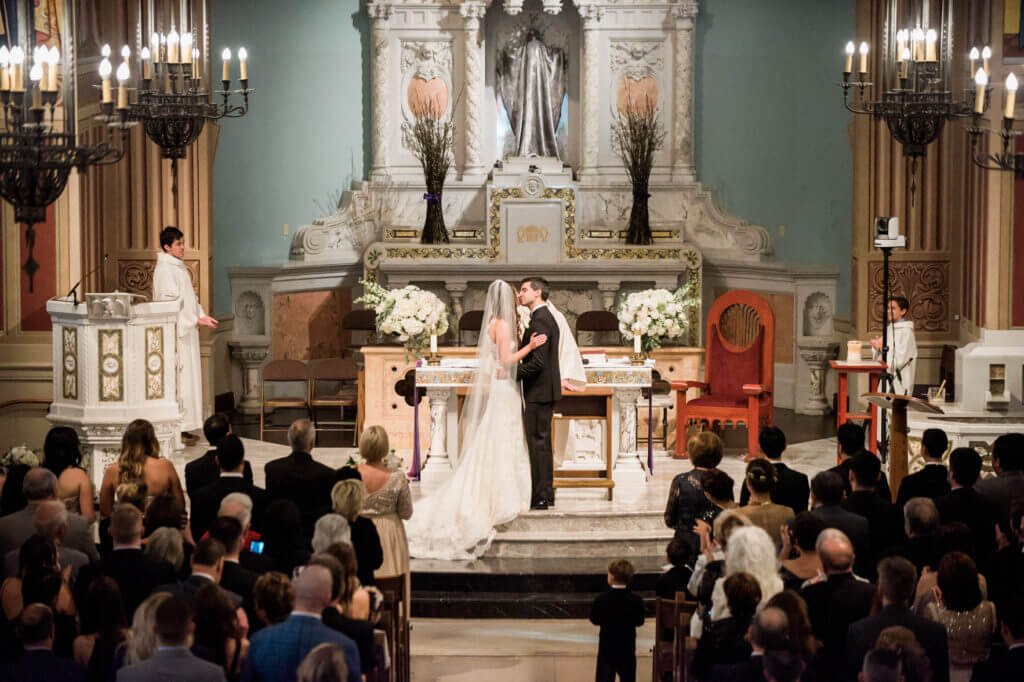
(870, 295, 917, 396)
(153, 227, 218, 437)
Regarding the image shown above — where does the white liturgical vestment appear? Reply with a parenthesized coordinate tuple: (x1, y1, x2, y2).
(873, 318, 917, 396)
(517, 303, 586, 388)
(153, 252, 204, 431)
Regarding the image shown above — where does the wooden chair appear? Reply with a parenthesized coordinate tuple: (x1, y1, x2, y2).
(675, 598, 699, 682)
(458, 310, 484, 346)
(376, 574, 410, 682)
(575, 309, 620, 346)
(343, 308, 378, 346)
(308, 357, 360, 445)
(652, 593, 698, 682)
(670, 290, 775, 459)
(639, 370, 674, 451)
(259, 359, 310, 441)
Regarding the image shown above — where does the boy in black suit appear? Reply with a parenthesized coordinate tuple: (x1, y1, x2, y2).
(895, 427, 950, 509)
(590, 559, 645, 682)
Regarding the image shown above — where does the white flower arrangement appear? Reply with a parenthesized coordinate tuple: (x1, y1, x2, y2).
(617, 285, 696, 352)
(356, 280, 450, 357)
(0, 444, 39, 474)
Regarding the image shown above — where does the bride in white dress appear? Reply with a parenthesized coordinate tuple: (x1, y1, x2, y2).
(406, 280, 548, 560)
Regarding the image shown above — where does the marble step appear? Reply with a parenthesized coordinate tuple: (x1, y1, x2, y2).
(485, 528, 673, 558)
(412, 590, 658, 619)
(495, 509, 670, 535)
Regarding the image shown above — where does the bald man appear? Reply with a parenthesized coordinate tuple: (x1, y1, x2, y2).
(800, 529, 878, 676)
(708, 607, 791, 681)
(242, 564, 361, 682)
(0, 468, 97, 560)
(3, 501, 90, 580)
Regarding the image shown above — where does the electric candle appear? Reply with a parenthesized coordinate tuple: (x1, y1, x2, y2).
(925, 29, 937, 61)
(238, 47, 248, 81)
(98, 57, 112, 103)
(47, 46, 59, 91)
(222, 48, 231, 81)
(11, 46, 25, 92)
(975, 68, 988, 114)
(900, 48, 910, 79)
(116, 62, 129, 109)
(983, 46, 991, 75)
(181, 32, 193, 64)
(1006, 73, 1018, 119)
(167, 28, 179, 63)
(859, 42, 869, 75)
(29, 60, 41, 108)
(141, 47, 152, 80)
(844, 41, 854, 74)
(0, 46, 10, 91)
(912, 28, 924, 61)
(970, 47, 979, 78)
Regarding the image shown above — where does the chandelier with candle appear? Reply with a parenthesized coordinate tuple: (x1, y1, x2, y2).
(98, 26, 252, 197)
(0, 43, 127, 291)
(965, 58, 1024, 176)
(840, 23, 972, 163)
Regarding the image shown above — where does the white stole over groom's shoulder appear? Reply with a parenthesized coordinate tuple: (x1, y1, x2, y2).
(518, 303, 586, 388)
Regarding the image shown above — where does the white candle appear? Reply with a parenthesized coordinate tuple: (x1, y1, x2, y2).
(982, 46, 992, 75)
(925, 29, 937, 62)
(858, 42, 869, 75)
(975, 68, 988, 114)
(430, 331, 438, 354)
(1006, 73, 1019, 119)
(844, 41, 854, 74)
(633, 325, 642, 354)
(969, 47, 979, 78)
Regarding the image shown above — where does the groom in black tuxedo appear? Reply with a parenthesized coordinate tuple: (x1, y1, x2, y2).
(518, 277, 561, 510)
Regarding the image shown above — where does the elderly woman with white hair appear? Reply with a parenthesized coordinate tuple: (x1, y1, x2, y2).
(708, 525, 784, 622)
(331, 478, 383, 587)
(312, 514, 352, 554)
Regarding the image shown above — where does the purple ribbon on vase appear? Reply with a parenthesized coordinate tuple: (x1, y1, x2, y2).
(423, 193, 442, 204)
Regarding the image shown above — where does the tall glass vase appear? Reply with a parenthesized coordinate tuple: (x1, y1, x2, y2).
(420, 178, 449, 244)
(625, 185, 653, 245)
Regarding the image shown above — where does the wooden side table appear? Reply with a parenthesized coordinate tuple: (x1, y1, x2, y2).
(830, 360, 886, 459)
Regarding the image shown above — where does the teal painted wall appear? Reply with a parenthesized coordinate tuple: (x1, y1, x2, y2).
(211, 0, 854, 316)
(695, 0, 854, 314)
(210, 0, 368, 315)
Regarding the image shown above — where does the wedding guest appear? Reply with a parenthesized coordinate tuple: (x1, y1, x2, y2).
(700, 468, 738, 522)
(143, 493, 190, 540)
(846, 557, 949, 682)
(655, 536, 695, 600)
(250, 571, 294, 634)
(0, 604, 85, 682)
(691, 572, 761, 679)
(190, 435, 269, 541)
(118, 592, 172, 668)
(590, 559, 645, 682)
(156, 537, 242, 609)
(185, 414, 253, 498)
(41, 426, 96, 524)
(896, 428, 951, 509)
(192, 583, 249, 679)
(764, 647, 805, 682)
(0, 467, 98, 560)
(208, 516, 258, 612)
(356, 426, 412, 589)
(811, 470, 872, 578)
(830, 422, 892, 500)
(936, 448, 997, 564)
(1, 535, 75, 622)
(297, 643, 349, 682)
(922, 552, 995, 682)
(708, 607, 791, 681)
(688, 510, 752, 618)
(309, 553, 376, 678)
(969, 594, 1024, 682)
(843, 453, 903, 562)
(312, 515, 352, 554)
(264, 419, 335, 541)
(778, 512, 825, 591)
(13, 542, 78, 658)
(859, 648, 904, 682)
(883, 497, 941, 575)
(665, 432, 723, 554)
(261, 500, 311, 577)
(218, 494, 273, 575)
(976, 432, 1024, 533)
(0, 464, 31, 517)
(116, 596, 227, 682)
(331, 479, 383, 587)
(873, 626, 933, 682)
(99, 419, 184, 518)
(709, 526, 784, 622)
(739, 458, 794, 548)
(765, 590, 819, 666)
(740, 426, 810, 514)
(242, 564, 361, 682)
(3, 501, 89, 583)
(72, 576, 129, 682)
(145, 526, 187, 579)
(321, 543, 372, 621)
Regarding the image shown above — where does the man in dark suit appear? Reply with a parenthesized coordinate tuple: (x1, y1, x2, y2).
(0, 604, 85, 682)
(975, 432, 1024, 533)
(843, 453, 903, 564)
(970, 594, 1024, 681)
(801, 529, 877, 677)
(830, 422, 891, 500)
(847, 557, 949, 682)
(74, 504, 174, 616)
(243, 564, 361, 682)
(185, 413, 253, 498)
(895, 428, 950, 509)
(208, 516, 257, 613)
(881, 496, 941, 574)
(3, 501, 90, 582)
(264, 418, 335, 540)
(590, 559, 645, 682)
(517, 277, 561, 510)
(116, 597, 227, 682)
(217, 493, 275, 575)
(708, 607, 790, 682)
(0, 467, 98, 560)
(936, 447, 997, 564)
(190, 435, 269, 540)
(811, 471, 872, 578)
(739, 426, 810, 514)
(156, 537, 243, 609)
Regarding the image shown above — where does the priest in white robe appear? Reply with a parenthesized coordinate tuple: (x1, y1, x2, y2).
(870, 295, 917, 396)
(153, 227, 218, 437)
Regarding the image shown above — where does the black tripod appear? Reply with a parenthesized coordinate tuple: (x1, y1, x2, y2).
(877, 245, 895, 461)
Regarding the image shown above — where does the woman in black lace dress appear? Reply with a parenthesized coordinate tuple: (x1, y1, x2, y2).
(664, 432, 726, 554)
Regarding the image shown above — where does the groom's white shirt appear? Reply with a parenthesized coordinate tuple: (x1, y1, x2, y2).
(518, 303, 587, 389)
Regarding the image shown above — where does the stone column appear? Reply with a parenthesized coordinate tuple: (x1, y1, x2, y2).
(672, 2, 698, 182)
(228, 342, 270, 415)
(446, 282, 468, 338)
(797, 339, 837, 415)
(460, 2, 486, 178)
(579, 5, 603, 178)
(368, 2, 392, 179)
(420, 387, 454, 487)
(613, 387, 646, 492)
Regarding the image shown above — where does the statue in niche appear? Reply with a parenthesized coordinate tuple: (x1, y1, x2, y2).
(497, 27, 567, 158)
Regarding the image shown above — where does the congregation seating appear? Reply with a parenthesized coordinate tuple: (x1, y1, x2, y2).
(652, 592, 698, 682)
(259, 359, 312, 441)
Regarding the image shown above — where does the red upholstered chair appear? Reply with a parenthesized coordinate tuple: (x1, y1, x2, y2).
(670, 290, 775, 459)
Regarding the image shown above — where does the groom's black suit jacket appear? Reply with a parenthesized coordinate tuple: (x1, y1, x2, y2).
(517, 305, 561, 403)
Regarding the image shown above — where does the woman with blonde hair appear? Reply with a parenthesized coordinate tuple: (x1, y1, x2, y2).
(120, 592, 172, 667)
(99, 420, 184, 517)
(331, 478, 383, 587)
(356, 426, 412, 599)
(297, 642, 349, 682)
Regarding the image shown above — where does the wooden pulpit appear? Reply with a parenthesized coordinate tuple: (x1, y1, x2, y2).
(861, 392, 944, 503)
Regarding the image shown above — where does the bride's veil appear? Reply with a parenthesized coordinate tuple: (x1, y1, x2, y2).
(454, 279, 519, 468)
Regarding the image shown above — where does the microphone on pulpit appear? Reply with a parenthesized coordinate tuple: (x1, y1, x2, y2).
(66, 253, 108, 307)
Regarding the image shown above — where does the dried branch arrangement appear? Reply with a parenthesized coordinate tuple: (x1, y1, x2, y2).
(408, 96, 456, 244)
(611, 92, 666, 245)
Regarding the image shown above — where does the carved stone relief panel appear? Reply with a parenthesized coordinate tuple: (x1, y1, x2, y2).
(802, 292, 834, 337)
(236, 291, 266, 336)
(118, 259, 199, 299)
(610, 41, 664, 113)
(400, 40, 454, 151)
(868, 261, 949, 332)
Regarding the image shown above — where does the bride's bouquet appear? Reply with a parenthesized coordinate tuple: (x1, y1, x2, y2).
(357, 280, 450, 357)
(617, 285, 695, 352)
